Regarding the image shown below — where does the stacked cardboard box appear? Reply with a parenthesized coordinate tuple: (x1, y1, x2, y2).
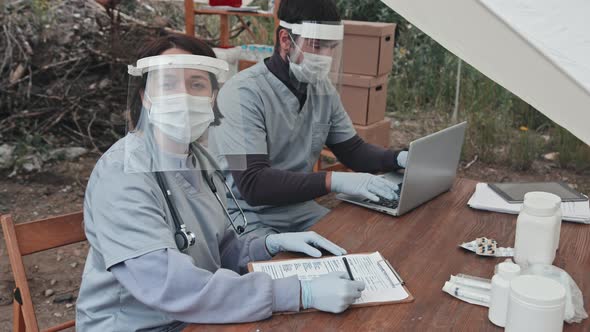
(315, 20, 396, 171)
(340, 20, 396, 148)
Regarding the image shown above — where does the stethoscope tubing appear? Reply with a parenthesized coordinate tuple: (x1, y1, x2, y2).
(154, 143, 248, 251)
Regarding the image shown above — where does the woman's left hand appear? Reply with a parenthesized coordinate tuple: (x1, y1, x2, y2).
(265, 231, 347, 257)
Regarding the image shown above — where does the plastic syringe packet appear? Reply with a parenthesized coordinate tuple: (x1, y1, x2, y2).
(442, 274, 491, 307)
(460, 237, 514, 257)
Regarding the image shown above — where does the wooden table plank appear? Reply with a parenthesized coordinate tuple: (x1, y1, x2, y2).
(194, 9, 275, 18)
(191, 9, 274, 48)
(185, 178, 590, 331)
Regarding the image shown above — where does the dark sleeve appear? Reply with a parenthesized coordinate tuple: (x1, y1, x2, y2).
(327, 135, 407, 173)
(231, 155, 329, 206)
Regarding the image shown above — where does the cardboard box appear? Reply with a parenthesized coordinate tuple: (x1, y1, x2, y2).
(354, 118, 391, 148)
(341, 73, 389, 125)
(342, 20, 396, 76)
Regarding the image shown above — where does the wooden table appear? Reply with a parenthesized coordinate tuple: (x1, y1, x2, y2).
(186, 178, 590, 331)
(184, 0, 281, 48)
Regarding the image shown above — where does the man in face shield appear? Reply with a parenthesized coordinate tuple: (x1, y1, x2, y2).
(209, 0, 408, 237)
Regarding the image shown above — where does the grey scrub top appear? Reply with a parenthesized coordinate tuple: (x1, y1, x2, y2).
(209, 62, 356, 235)
(75, 134, 296, 331)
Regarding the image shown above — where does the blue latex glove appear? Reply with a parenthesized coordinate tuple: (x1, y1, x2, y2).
(301, 272, 366, 313)
(331, 172, 399, 202)
(397, 151, 408, 168)
(265, 231, 347, 257)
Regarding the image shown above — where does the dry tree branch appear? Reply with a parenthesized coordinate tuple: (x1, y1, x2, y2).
(71, 108, 86, 143)
(86, 110, 100, 152)
(15, 26, 33, 56)
(26, 64, 32, 99)
(1, 24, 13, 74)
(61, 57, 83, 82)
(58, 124, 87, 146)
(89, 0, 182, 34)
(86, 46, 127, 63)
(4, 57, 86, 88)
(41, 57, 85, 71)
(7, 26, 26, 61)
(464, 155, 479, 170)
(39, 109, 69, 134)
(0, 109, 56, 127)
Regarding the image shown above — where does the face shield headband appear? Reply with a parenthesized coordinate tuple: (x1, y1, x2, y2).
(279, 21, 344, 85)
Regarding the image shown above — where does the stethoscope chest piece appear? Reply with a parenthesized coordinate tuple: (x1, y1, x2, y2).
(175, 224, 196, 252)
(235, 225, 245, 235)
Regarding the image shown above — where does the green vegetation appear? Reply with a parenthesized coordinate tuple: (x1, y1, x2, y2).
(336, 0, 590, 171)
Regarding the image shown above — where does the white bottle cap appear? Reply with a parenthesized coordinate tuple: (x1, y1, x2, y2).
(497, 262, 521, 280)
(523, 192, 561, 217)
(510, 275, 565, 307)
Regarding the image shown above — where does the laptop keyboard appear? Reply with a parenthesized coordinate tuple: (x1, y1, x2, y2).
(362, 197, 398, 208)
(377, 198, 399, 209)
(362, 183, 402, 209)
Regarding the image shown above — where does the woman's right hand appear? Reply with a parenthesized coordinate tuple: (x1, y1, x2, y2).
(300, 272, 366, 313)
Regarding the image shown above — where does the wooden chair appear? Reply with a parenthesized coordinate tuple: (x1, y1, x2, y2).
(313, 148, 349, 172)
(1, 211, 86, 332)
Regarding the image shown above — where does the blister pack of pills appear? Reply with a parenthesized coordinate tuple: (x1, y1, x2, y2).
(460, 237, 514, 257)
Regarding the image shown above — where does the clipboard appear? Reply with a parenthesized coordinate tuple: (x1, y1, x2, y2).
(248, 251, 414, 314)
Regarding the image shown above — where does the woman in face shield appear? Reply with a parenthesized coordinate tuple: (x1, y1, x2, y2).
(76, 34, 365, 332)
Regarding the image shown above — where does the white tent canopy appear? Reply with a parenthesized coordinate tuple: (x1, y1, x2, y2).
(381, 0, 590, 145)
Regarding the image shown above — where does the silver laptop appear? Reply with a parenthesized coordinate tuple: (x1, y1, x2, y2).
(336, 121, 467, 216)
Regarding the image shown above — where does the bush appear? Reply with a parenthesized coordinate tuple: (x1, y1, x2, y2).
(335, 0, 589, 171)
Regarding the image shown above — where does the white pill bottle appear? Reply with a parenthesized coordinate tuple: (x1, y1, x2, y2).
(513, 192, 562, 266)
(505, 275, 566, 332)
(488, 261, 521, 327)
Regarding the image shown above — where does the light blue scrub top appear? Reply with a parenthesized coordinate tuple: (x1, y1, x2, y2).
(209, 62, 356, 236)
(75, 134, 297, 331)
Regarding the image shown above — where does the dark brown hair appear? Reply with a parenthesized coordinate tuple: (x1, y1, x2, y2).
(274, 0, 341, 50)
(128, 33, 222, 129)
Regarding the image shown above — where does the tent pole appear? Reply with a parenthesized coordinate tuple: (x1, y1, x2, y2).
(452, 58, 462, 123)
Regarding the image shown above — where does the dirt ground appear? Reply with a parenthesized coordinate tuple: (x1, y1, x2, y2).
(0, 156, 96, 331)
(1, 118, 589, 330)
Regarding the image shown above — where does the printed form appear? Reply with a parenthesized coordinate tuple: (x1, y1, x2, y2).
(251, 252, 409, 304)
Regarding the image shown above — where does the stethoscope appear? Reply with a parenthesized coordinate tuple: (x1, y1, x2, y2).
(154, 143, 248, 252)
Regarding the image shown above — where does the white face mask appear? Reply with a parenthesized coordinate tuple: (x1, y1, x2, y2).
(288, 38, 333, 84)
(146, 93, 215, 143)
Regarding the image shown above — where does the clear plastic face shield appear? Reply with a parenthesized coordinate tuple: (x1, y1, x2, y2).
(125, 54, 247, 173)
(280, 20, 344, 90)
